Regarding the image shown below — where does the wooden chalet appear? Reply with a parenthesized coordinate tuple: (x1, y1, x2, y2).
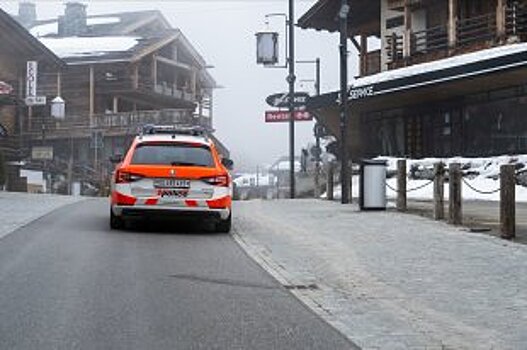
(3, 3, 223, 194)
(300, 0, 527, 159)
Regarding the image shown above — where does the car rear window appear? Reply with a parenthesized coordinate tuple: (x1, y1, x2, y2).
(131, 143, 215, 167)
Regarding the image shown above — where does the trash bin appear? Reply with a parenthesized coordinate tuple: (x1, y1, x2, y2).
(359, 159, 387, 210)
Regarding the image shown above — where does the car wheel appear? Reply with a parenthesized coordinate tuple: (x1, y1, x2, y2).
(215, 214, 232, 233)
(110, 208, 125, 230)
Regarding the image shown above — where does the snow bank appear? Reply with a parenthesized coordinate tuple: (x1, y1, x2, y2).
(30, 17, 121, 37)
(322, 155, 527, 203)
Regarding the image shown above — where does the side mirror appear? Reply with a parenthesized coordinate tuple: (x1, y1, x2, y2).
(109, 154, 123, 164)
(221, 158, 234, 170)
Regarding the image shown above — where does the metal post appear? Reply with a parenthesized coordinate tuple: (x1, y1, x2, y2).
(314, 58, 321, 199)
(288, 0, 296, 199)
(339, 0, 350, 204)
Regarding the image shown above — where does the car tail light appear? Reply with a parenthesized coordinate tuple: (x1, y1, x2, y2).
(115, 170, 144, 184)
(202, 175, 229, 187)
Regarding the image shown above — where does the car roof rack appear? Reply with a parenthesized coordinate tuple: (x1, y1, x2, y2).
(141, 124, 207, 137)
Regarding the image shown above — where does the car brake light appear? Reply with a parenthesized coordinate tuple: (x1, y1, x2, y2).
(202, 175, 229, 187)
(115, 170, 144, 184)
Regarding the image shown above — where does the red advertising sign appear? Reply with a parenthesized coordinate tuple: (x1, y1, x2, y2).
(265, 110, 312, 123)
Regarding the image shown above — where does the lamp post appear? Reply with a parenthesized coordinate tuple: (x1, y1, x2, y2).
(256, 0, 296, 199)
(339, 0, 350, 204)
(296, 58, 321, 197)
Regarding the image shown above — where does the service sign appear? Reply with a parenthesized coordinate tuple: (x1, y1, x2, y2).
(265, 110, 312, 123)
(348, 85, 375, 100)
(266, 92, 310, 108)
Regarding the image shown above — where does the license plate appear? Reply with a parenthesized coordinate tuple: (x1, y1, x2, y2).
(154, 179, 191, 189)
(158, 189, 189, 199)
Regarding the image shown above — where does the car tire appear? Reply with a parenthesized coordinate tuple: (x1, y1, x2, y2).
(215, 214, 232, 233)
(110, 208, 125, 230)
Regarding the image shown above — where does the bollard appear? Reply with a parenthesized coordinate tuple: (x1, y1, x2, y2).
(396, 159, 407, 211)
(500, 164, 516, 239)
(448, 163, 462, 225)
(327, 163, 334, 201)
(433, 162, 445, 220)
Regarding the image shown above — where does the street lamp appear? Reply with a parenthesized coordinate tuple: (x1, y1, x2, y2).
(296, 58, 322, 198)
(256, 1, 296, 199)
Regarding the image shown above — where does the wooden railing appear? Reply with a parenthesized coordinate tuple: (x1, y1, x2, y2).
(22, 109, 197, 137)
(386, 33, 404, 63)
(411, 25, 448, 54)
(457, 13, 497, 46)
(506, 4, 527, 37)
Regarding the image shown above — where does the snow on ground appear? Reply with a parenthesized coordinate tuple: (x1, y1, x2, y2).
(352, 42, 527, 87)
(323, 155, 527, 202)
(39, 36, 139, 58)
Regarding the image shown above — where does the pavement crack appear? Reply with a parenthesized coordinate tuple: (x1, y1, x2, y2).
(168, 274, 280, 290)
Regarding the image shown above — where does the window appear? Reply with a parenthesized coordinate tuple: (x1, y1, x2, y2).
(131, 143, 215, 167)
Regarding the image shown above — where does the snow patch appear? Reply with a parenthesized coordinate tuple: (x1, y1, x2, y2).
(39, 36, 139, 58)
(30, 17, 121, 37)
(353, 43, 527, 87)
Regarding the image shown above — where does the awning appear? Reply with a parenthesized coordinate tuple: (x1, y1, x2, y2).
(308, 43, 527, 111)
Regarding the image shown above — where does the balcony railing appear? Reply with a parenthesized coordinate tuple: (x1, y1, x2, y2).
(506, 3, 527, 37)
(457, 13, 496, 47)
(22, 109, 198, 137)
(411, 25, 448, 54)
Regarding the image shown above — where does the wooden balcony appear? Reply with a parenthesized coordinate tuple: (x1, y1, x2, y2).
(21, 109, 197, 140)
(386, 8, 523, 69)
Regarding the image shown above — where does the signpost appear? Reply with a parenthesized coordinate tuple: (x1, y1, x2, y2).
(25, 61, 46, 106)
(266, 92, 310, 109)
(265, 110, 312, 123)
(31, 146, 54, 160)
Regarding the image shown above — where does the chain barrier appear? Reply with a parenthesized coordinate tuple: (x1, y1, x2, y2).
(461, 178, 501, 195)
(386, 179, 434, 194)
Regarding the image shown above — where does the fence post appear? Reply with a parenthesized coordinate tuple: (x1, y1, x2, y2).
(327, 163, 334, 201)
(396, 159, 407, 211)
(433, 162, 445, 220)
(500, 164, 516, 239)
(449, 163, 462, 225)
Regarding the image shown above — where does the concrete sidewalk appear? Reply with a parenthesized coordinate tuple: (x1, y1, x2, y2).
(0, 191, 85, 240)
(234, 199, 527, 350)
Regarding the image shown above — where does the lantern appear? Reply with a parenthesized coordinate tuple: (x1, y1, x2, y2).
(256, 31, 279, 65)
(51, 96, 65, 119)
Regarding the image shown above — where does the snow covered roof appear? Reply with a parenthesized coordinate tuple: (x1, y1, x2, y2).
(354, 43, 527, 88)
(39, 36, 139, 59)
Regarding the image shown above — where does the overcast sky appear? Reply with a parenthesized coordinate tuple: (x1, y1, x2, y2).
(0, 0, 359, 171)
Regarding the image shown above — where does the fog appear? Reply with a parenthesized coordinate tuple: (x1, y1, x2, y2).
(0, 0, 359, 171)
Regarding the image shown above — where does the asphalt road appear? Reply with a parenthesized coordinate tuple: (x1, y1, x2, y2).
(0, 199, 355, 350)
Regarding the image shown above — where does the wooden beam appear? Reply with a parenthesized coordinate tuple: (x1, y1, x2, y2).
(448, 0, 457, 49)
(403, 0, 412, 58)
(351, 37, 361, 52)
(57, 70, 62, 96)
(113, 97, 119, 113)
(133, 63, 139, 89)
(496, 0, 506, 40)
(360, 34, 368, 76)
(156, 56, 193, 71)
(89, 66, 94, 126)
(152, 54, 158, 86)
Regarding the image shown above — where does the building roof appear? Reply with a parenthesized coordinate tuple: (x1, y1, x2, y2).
(308, 43, 527, 111)
(29, 10, 171, 37)
(297, 0, 380, 37)
(0, 8, 63, 67)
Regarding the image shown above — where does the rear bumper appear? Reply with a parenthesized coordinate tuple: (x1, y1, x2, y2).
(112, 205, 231, 221)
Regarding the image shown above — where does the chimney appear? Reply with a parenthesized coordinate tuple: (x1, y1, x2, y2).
(58, 2, 87, 36)
(18, 2, 36, 28)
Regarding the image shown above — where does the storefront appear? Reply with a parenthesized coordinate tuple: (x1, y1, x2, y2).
(308, 43, 527, 159)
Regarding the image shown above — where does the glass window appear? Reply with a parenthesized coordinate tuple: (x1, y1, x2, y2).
(131, 143, 215, 167)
